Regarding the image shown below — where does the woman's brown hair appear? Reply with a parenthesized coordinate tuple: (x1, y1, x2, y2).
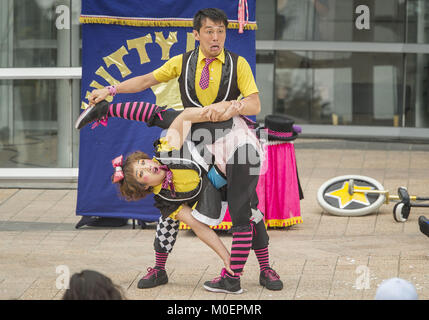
(112, 151, 153, 201)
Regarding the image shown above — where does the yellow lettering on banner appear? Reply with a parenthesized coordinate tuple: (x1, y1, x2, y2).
(103, 46, 132, 78)
(89, 80, 113, 102)
(82, 31, 190, 110)
(186, 32, 196, 52)
(127, 34, 153, 64)
(81, 100, 89, 110)
(95, 66, 120, 86)
(155, 31, 178, 60)
(89, 80, 104, 90)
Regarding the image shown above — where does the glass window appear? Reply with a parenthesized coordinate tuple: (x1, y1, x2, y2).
(0, 79, 73, 168)
(405, 53, 429, 128)
(256, 0, 276, 40)
(275, 0, 406, 42)
(274, 50, 406, 126)
(71, 0, 82, 67)
(0, 0, 76, 68)
(256, 51, 275, 121)
(407, 0, 429, 44)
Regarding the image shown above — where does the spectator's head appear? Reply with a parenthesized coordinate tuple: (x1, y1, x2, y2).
(375, 277, 418, 300)
(62, 270, 124, 300)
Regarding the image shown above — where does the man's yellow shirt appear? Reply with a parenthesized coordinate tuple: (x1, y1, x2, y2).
(153, 48, 259, 106)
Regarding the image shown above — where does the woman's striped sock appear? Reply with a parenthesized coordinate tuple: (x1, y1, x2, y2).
(254, 247, 270, 271)
(155, 251, 169, 270)
(230, 227, 253, 277)
(108, 102, 160, 122)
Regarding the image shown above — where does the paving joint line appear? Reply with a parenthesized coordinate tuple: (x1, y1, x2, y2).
(292, 259, 306, 300)
(0, 189, 20, 207)
(327, 255, 339, 298)
(190, 265, 209, 299)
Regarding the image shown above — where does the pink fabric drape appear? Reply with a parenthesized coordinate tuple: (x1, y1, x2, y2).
(255, 142, 302, 227)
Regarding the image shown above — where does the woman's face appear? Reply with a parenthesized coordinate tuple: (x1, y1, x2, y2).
(133, 159, 166, 188)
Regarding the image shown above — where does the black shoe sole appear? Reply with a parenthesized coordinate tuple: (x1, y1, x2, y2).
(137, 276, 168, 289)
(75, 105, 94, 130)
(260, 279, 283, 291)
(203, 284, 243, 294)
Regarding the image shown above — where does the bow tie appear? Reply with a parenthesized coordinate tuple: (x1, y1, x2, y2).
(159, 165, 176, 197)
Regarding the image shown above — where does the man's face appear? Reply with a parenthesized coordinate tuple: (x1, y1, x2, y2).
(193, 18, 226, 58)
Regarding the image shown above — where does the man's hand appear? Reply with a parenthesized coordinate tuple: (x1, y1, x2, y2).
(200, 100, 244, 122)
(222, 100, 244, 119)
(88, 88, 110, 106)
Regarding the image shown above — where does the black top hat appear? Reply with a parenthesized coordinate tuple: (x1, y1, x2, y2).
(258, 114, 299, 142)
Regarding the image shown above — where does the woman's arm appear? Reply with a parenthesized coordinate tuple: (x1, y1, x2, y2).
(164, 101, 247, 150)
(164, 108, 210, 150)
(175, 205, 234, 275)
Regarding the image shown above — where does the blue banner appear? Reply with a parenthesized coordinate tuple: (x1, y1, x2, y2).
(81, 0, 256, 21)
(77, 0, 257, 221)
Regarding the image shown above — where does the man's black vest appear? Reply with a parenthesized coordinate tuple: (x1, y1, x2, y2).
(178, 48, 241, 108)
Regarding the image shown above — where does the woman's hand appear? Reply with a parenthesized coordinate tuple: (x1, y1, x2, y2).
(223, 257, 235, 276)
(200, 100, 245, 122)
(88, 88, 110, 106)
(200, 102, 229, 122)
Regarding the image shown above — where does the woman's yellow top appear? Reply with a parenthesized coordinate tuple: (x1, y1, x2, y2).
(152, 138, 200, 219)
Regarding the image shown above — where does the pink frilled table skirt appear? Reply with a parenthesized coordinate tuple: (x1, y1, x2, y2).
(180, 141, 303, 230)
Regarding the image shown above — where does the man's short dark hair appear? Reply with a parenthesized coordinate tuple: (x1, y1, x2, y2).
(193, 8, 229, 32)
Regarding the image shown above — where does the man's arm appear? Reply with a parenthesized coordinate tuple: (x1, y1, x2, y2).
(89, 54, 182, 105)
(88, 72, 160, 105)
(237, 92, 261, 116)
(115, 73, 160, 94)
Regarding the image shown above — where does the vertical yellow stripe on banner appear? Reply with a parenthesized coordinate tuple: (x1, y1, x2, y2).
(186, 32, 196, 52)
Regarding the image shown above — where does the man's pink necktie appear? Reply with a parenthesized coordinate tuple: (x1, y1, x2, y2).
(199, 58, 216, 90)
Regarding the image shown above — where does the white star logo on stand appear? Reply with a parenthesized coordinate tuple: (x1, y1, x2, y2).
(325, 181, 373, 209)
